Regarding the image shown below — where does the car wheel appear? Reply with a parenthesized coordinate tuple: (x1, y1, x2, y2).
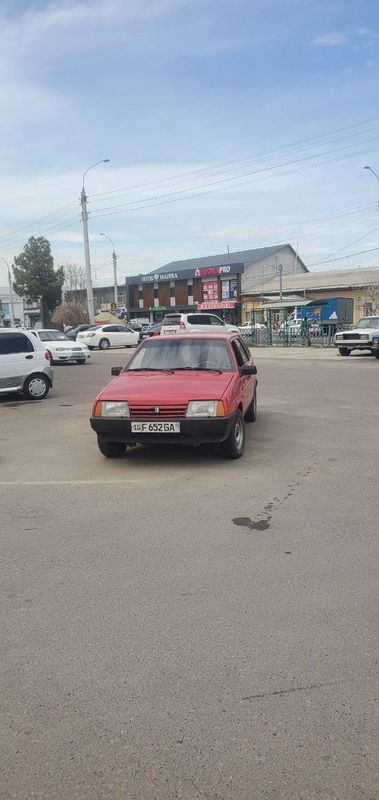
(97, 437, 126, 458)
(338, 347, 350, 356)
(99, 338, 110, 350)
(374, 352, 379, 359)
(75, 359, 86, 364)
(221, 410, 245, 459)
(23, 374, 50, 400)
(244, 389, 257, 423)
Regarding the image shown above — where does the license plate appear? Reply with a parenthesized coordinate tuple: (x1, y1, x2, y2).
(131, 421, 180, 433)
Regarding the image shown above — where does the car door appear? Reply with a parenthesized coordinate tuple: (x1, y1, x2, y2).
(230, 337, 255, 412)
(0, 331, 36, 389)
(119, 326, 139, 347)
(209, 314, 227, 331)
(101, 325, 120, 347)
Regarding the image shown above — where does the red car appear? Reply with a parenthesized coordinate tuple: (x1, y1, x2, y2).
(90, 333, 258, 459)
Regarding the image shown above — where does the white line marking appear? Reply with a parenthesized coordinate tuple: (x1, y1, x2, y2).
(0, 479, 142, 486)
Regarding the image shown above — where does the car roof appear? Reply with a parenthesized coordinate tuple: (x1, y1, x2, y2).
(142, 332, 238, 341)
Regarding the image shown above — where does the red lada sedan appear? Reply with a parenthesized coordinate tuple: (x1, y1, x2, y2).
(90, 333, 258, 459)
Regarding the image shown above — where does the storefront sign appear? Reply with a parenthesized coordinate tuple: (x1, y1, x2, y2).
(142, 272, 178, 283)
(194, 265, 231, 277)
(149, 305, 167, 312)
(197, 301, 237, 310)
(221, 279, 237, 300)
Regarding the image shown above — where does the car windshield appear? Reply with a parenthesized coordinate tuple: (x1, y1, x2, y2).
(126, 338, 235, 372)
(38, 331, 68, 341)
(356, 317, 379, 328)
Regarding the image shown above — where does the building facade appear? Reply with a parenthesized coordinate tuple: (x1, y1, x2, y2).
(0, 287, 25, 326)
(126, 262, 244, 324)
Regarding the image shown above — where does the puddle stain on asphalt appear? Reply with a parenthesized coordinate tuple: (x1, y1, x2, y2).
(232, 464, 314, 535)
(232, 516, 271, 531)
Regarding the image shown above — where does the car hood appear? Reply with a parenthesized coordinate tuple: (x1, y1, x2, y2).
(98, 370, 235, 402)
(336, 327, 379, 336)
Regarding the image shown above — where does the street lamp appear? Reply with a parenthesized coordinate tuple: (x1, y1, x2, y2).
(1, 257, 16, 326)
(364, 165, 379, 182)
(99, 232, 118, 306)
(81, 159, 110, 322)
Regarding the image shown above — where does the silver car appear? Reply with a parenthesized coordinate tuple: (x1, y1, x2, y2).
(0, 328, 53, 400)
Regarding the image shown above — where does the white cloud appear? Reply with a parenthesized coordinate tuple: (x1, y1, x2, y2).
(311, 32, 347, 47)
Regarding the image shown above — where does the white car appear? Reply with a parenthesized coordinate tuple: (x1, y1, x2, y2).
(334, 316, 379, 357)
(239, 321, 266, 335)
(160, 312, 240, 336)
(0, 328, 53, 399)
(30, 329, 90, 364)
(77, 324, 139, 350)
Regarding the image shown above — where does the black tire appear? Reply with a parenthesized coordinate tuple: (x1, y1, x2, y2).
(221, 410, 246, 459)
(244, 389, 257, 422)
(76, 360, 86, 364)
(374, 352, 379, 360)
(97, 437, 126, 458)
(23, 374, 50, 400)
(99, 338, 110, 350)
(338, 347, 350, 356)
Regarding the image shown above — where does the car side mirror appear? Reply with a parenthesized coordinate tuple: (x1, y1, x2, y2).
(240, 364, 257, 375)
(111, 367, 122, 376)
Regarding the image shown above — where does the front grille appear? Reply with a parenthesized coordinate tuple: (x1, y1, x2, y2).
(130, 404, 187, 419)
(343, 333, 362, 340)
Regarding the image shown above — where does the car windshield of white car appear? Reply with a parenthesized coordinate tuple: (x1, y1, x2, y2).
(356, 317, 379, 329)
(127, 338, 235, 372)
(39, 331, 68, 341)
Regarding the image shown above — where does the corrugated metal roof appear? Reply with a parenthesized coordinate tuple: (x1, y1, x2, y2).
(243, 266, 379, 295)
(151, 245, 307, 274)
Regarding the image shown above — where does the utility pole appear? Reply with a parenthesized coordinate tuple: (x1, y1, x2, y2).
(278, 263, 283, 303)
(1, 257, 15, 326)
(81, 159, 110, 323)
(99, 233, 118, 306)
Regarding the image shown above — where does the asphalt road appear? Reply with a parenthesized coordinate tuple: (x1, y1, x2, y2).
(1, 347, 378, 800)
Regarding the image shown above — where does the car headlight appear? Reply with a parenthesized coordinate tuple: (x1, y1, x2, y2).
(186, 400, 224, 417)
(100, 401, 130, 417)
(372, 337, 379, 346)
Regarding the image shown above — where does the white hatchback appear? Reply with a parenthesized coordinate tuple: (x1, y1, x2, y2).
(0, 328, 53, 400)
(30, 329, 90, 364)
(77, 324, 139, 350)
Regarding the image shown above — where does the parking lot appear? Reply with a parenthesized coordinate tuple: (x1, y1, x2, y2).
(1, 347, 378, 800)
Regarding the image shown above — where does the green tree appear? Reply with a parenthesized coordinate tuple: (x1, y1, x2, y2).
(13, 236, 64, 326)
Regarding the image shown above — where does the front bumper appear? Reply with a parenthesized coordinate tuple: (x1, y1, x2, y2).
(334, 340, 372, 350)
(90, 413, 236, 446)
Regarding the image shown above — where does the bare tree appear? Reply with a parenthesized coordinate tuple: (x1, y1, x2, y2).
(356, 282, 379, 316)
(51, 302, 89, 328)
(62, 262, 86, 295)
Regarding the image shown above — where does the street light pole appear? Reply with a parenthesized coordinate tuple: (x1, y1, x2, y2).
(1, 257, 16, 326)
(81, 159, 110, 323)
(99, 233, 118, 306)
(364, 165, 379, 183)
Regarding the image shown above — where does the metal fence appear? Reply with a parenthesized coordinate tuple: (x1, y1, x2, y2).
(240, 310, 350, 347)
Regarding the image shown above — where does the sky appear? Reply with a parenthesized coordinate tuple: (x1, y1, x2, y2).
(0, 0, 379, 287)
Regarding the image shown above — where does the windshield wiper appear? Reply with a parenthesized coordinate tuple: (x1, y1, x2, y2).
(127, 367, 175, 373)
(173, 367, 223, 373)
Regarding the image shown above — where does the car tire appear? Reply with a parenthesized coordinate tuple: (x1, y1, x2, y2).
(99, 338, 110, 350)
(23, 374, 50, 400)
(97, 437, 126, 458)
(374, 352, 379, 359)
(221, 410, 245, 459)
(76, 359, 86, 364)
(338, 347, 350, 356)
(244, 390, 257, 423)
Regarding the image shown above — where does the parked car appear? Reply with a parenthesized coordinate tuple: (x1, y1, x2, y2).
(279, 318, 320, 336)
(77, 324, 139, 350)
(65, 324, 96, 341)
(29, 329, 90, 364)
(334, 316, 379, 357)
(0, 328, 53, 400)
(138, 322, 162, 342)
(160, 312, 240, 336)
(239, 321, 266, 336)
(90, 332, 258, 459)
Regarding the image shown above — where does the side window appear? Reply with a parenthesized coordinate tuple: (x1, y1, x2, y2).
(0, 333, 34, 355)
(209, 315, 225, 326)
(103, 326, 117, 332)
(231, 339, 248, 367)
(188, 315, 210, 325)
(238, 337, 251, 361)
